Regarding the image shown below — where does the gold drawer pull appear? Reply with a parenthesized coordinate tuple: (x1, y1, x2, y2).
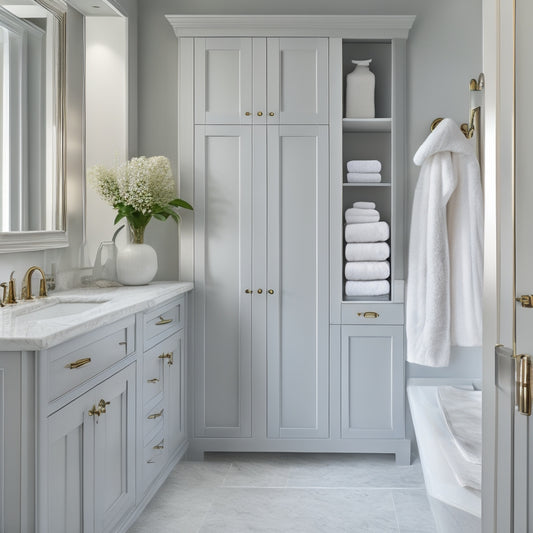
(257, 111, 263, 116)
(147, 459, 155, 464)
(147, 408, 164, 420)
(153, 440, 164, 450)
(357, 311, 379, 319)
(268, 289, 274, 295)
(118, 341, 127, 346)
(66, 357, 92, 369)
(156, 316, 173, 325)
(147, 378, 160, 384)
(158, 351, 174, 365)
(245, 111, 251, 116)
(269, 112, 275, 117)
(88, 399, 110, 420)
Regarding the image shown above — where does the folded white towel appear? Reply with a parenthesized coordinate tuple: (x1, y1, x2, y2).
(345, 221, 389, 243)
(353, 201, 376, 209)
(345, 280, 390, 296)
(347, 160, 382, 173)
(345, 214, 380, 224)
(345, 208, 380, 224)
(345, 242, 390, 262)
(347, 172, 382, 183)
(345, 261, 390, 281)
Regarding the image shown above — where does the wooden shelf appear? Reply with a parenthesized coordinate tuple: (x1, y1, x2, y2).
(342, 118, 392, 132)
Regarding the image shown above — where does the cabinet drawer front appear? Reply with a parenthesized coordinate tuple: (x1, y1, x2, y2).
(143, 298, 184, 350)
(142, 429, 168, 492)
(47, 317, 135, 402)
(341, 303, 404, 325)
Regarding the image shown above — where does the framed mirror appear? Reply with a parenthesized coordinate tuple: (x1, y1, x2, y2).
(0, 0, 66, 252)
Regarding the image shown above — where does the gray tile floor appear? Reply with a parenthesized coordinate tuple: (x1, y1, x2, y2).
(128, 453, 437, 533)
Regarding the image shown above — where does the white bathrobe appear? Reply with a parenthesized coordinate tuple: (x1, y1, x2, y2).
(406, 118, 483, 367)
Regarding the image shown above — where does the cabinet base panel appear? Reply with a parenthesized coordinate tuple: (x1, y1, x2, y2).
(188, 438, 411, 465)
(115, 440, 189, 533)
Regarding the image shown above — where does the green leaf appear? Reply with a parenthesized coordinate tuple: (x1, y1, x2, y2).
(169, 198, 193, 210)
(152, 213, 167, 221)
(114, 212, 126, 224)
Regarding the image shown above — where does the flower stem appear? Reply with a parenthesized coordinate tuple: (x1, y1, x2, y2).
(129, 224, 146, 244)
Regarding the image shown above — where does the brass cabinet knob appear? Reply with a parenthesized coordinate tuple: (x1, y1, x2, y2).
(357, 311, 379, 319)
(66, 357, 92, 369)
(245, 112, 251, 116)
(269, 112, 275, 117)
(257, 289, 263, 294)
(147, 408, 164, 420)
(158, 351, 174, 365)
(155, 316, 173, 325)
(257, 111, 263, 116)
(245, 289, 253, 294)
(268, 289, 274, 295)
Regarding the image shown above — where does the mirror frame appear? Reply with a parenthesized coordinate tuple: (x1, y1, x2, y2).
(0, 0, 67, 253)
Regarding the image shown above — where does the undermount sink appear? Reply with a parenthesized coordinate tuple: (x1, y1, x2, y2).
(14, 298, 108, 321)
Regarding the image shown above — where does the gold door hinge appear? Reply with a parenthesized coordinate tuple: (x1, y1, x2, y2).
(516, 295, 533, 308)
(517, 354, 532, 416)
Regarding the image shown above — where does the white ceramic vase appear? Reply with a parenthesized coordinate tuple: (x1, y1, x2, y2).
(345, 59, 375, 118)
(116, 224, 158, 285)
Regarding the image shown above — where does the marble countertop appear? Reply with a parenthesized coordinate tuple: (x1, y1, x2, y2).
(0, 281, 193, 351)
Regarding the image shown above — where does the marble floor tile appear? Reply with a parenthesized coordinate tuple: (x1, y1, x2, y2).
(392, 489, 438, 532)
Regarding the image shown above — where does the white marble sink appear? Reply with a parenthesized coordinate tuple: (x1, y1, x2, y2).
(13, 299, 107, 321)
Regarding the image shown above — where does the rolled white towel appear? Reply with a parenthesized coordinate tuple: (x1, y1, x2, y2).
(345, 214, 380, 224)
(345, 280, 390, 296)
(345, 242, 390, 262)
(345, 207, 379, 217)
(347, 160, 382, 173)
(347, 172, 382, 183)
(345, 221, 389, 243)
(345, 261, 390, 281)
(353, 201, 376, 209)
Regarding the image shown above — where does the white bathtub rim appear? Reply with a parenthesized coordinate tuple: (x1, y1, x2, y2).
(407, 379, 482, 519)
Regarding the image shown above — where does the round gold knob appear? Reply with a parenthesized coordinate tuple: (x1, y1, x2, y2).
(268, 289, 274, 295)
(245, 112, 251, 116)
(257, 289, 263, 294)
(257, 111, 263, 116)
(245, 289, 253, 294)
(269, 112, 275, 117)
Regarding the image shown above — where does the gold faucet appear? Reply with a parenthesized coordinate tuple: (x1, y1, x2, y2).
(21, 266, 47, 300)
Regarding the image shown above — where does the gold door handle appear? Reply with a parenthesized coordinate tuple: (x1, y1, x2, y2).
(156, 316, 173, 325)
(245, 112, 251, 116)
(118, 341, 127, 346)
(147, 408, 164, 420)
(147, 378, 160, 384)
(257, 111, 263, 116)
(158, 351, 174, 365)
(88, 399, 110, 419)
(98, 399, 110, 413)
(257, 289, 263, 294)
(516, 295, 533, 308)
(357, 311, 380, 319)
(518, 354, 532, 416)
(268, 289, 274, 294)
(245, 289, 253, 294)
(66, 357, 92, 369)
(269, 112, 275, 116)
(153, 439, 165, 450)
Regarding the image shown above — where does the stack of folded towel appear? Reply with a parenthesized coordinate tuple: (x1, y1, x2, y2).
(346, 160, 382, 183)
(344, 201, 390, 297)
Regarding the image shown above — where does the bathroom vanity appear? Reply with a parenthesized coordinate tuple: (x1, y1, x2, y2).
(0, 281, 192, 533)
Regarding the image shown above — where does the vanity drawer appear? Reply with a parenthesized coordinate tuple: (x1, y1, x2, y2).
(143, 297, 184, 350)
(341, 303, 404, 325)
(142, 333, 178, 406)
(142, 429, 167, 492)
(47, 317, 135, 402)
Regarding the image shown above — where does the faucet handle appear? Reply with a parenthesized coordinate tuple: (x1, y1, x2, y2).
(39, 278, 47, 298)
(6, 272, 17, 304)
(0, 282, 6, 306)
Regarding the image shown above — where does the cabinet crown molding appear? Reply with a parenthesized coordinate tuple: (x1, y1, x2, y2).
(165, 15, 415, 39)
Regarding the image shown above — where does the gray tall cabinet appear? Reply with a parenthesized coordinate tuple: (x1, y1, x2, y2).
(168, 15, 415, 465)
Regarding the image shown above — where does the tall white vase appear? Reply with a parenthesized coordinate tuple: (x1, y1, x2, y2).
(116, 224, 158, 285)
(345, 59, 375, 118)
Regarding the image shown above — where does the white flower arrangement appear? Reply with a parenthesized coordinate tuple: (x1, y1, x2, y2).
(89, 156, 192, 243)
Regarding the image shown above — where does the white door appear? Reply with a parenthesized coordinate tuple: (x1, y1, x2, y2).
(194, 125, 253, 438)
(266, 124, 330, 439)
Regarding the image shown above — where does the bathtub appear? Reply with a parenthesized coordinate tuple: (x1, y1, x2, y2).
(407, 379, 481, 533)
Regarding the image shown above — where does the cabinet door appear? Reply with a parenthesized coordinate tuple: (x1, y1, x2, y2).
(267, 38, 328, 125)
(194, 125, 253, 437)
(48, 387, 95, 533)
(266, 125, 330, 439)
(341, 325, 404, 438)
(194, 37, 253, 124)
(93, 364, 136, 533)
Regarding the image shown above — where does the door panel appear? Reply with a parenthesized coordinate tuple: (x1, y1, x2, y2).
(267, 38, 329, 125)
(267, 125, 329, 438)
(194, 38, 253, 124)
(194, 125, 253, 437)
